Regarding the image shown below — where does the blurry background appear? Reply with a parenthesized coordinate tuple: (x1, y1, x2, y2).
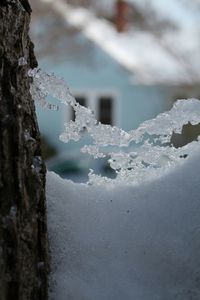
(29, 0, 200, 182)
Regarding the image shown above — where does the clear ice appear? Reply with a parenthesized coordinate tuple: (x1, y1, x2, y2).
(29, 68, 200, 185)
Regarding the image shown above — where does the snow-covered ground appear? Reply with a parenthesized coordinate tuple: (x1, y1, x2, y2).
(47, 147, 200, 300)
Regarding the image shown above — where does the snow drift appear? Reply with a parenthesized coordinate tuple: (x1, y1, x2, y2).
(47, 148, 200, 300)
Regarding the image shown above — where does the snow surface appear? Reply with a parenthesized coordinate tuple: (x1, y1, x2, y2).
(47, 148, 200, 300)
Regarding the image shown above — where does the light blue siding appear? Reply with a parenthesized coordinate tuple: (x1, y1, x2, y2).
(36, 32, 171, 154)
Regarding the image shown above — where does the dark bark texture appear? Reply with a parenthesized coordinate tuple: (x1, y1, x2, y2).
(0, 1, 49, 299)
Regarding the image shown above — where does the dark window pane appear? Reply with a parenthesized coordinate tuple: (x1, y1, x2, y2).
(99, 97, 113, 125)
(72, 97, 86, 121)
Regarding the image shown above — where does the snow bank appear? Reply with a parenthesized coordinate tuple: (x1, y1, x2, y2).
(47, 149, 200, 300)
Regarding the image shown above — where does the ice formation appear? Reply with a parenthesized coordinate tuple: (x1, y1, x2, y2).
(29, 68, 200, 185)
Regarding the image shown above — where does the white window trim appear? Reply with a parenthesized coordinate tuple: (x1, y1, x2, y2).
(62, 88, 120, 126)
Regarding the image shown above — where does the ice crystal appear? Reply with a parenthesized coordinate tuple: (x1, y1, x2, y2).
(29, 68, 200, 185)
(81, 145, 106, 159)
(28, 68, 59, 111)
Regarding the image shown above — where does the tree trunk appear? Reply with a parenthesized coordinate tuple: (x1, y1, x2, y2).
(0, 1, 49, 299)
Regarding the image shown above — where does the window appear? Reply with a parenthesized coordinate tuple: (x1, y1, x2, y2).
(68, 91, 116, 126)
(98, 97, 113, 125)
(72, 97, 86, 121)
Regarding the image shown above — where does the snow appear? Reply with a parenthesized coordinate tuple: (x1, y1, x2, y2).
(29, 67, 200, 185)
(40, 0, 200, 84)
(47, 148, 200, 300)
(127, 0, 200, 28)
(34, 68, 200, 299)
(28, 60, 200, 297)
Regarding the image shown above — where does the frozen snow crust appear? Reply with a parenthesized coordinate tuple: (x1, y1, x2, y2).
(47, 149, 200, 300)
(29, 68, 200, 185)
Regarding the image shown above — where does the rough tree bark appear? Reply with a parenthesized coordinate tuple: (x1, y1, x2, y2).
(0, 1, 49, 299)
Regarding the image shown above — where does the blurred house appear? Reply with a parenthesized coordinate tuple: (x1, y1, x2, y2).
(32, 0, 200, 175)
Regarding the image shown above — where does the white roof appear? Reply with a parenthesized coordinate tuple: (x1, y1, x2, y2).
(41, 0, 200, 85)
